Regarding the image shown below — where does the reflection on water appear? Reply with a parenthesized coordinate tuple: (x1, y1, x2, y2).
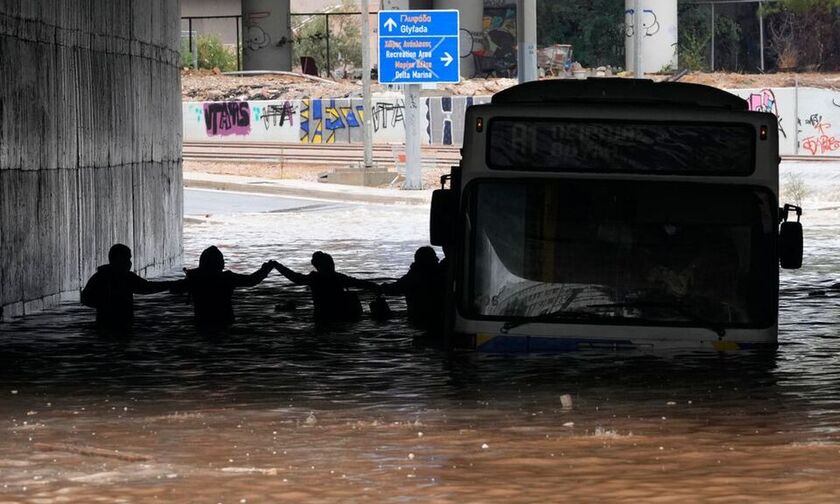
(1, 199, 840, 502)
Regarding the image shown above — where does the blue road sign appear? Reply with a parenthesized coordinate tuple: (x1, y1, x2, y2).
(378, 10, 460, 84)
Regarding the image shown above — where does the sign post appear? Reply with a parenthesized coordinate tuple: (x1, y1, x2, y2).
(378, 10, 460, 190)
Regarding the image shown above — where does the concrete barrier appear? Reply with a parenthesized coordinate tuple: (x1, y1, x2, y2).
(183, 87, 840, 157)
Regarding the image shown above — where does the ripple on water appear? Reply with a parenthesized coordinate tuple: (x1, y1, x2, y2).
(2, 195, 840, 502)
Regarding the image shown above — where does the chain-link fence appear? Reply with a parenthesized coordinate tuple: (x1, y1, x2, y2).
(180, 15, 242, 71)
(290, 11, 365, 79)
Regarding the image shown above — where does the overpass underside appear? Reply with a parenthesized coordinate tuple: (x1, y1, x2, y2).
(0, 1, 183, 319)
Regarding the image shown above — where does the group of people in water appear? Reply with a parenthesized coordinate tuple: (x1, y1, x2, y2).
(81, 243, 447, 333)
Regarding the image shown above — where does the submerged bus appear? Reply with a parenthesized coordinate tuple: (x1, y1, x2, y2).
(431, 79, 803, 352)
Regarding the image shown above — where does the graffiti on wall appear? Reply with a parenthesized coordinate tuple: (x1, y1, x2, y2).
(245, 12, 271, 51)
(299, 99, 365, 144)
(801, 113, 840, 156)
(426, 96, 489, 145)
(746, 88, 787, 139)
(370, 101, 405, 133)
(482, 7, 517, 72)
(624, 9, 660, 37)
(182, 89, 840, 157)
(253, 101, 296, 130)
(203, 101, 251, 136)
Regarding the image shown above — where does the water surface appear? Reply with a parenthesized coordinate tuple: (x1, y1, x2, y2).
(1, 176, 839, 502)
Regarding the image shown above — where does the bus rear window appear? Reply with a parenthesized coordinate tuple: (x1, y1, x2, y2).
(487, 119, 755, 175)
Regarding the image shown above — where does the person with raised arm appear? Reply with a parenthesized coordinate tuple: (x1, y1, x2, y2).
(274, 251, 378, 322)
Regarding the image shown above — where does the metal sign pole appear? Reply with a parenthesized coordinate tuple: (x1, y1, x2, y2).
(377, 9, 459, 190)
(403, 84, 422, 190)
(361, 0, 374, 170)
(633, 0, 642, 78)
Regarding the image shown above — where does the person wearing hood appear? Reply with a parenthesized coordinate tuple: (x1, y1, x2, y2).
(380, 246, 444, 329)
(181, 246, 275, 327)
(274, 251, 378, 322)
(81, 243, 179, 330)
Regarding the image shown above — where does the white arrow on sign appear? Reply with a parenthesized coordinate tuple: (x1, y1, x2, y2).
(384, 17, 397, 32)
(440, 52, 453, 67)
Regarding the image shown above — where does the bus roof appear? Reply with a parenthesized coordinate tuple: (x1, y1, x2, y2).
(491, 78, 748, 111)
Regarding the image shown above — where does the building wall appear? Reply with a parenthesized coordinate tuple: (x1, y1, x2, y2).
(0, 0, 183, 319)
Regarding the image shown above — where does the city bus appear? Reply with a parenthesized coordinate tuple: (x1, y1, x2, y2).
(431, 78, 803, 352)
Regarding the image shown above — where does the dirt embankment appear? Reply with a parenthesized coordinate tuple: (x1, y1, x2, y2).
(182, 68, 840, 102)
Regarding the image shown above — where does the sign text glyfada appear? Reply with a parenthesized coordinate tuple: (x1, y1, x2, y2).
(377, 10, 460, 84)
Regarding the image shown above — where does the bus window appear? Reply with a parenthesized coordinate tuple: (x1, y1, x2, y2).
(462, 179, 776, 328)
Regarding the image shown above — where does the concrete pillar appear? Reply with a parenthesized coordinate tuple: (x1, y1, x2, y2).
(0, 0, 183, 319)
(242, 0, 292, 71)
(624, 0, 678, 74)
(517, 0, 537, 82)
(434, 0, 483, 79)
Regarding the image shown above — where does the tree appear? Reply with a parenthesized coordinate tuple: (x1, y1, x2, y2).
(292, 0, 363, 78)
(537, 0, 625, 68)
(180, 34, 238, 71)
(764, 0, 840, 70)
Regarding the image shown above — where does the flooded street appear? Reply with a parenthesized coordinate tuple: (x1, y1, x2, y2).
(2, 163, 840, 502)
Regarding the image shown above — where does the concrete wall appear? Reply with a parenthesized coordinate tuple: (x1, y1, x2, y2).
(0, 0, 183, 319)
(183, 87, 840, 157)
(184, 95, 492, 145)
(730, 87, 840, 157)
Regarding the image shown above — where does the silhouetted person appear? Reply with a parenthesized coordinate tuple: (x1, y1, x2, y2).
(274, 251, 378, 322)
(181, 246, 274, 327)
(381, 246, 444, 329)
(81, 243, 177, 330)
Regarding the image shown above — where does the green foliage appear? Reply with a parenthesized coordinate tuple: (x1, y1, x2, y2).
(180, 34, 237, 71)
(292, 0, 362, 77)
(536, 0, 624, 68)
(762, 0, 840, 14)
(680, 30, 711, 71)
(764, 0, 840, 70)
(677, 4, 742, 71)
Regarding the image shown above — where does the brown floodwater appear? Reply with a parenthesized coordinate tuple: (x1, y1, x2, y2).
(1, 191, 839, 503)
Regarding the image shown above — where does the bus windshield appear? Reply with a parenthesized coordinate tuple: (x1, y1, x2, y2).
(464, 179, 777, 328)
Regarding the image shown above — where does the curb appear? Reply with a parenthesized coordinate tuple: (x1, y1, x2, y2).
(183, 176, 432, 206)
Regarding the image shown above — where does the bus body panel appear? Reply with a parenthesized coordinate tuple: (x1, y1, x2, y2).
(444, 91, 782, 352)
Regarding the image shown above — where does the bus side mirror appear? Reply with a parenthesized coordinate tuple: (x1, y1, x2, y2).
(779, 204, 803, 270)
(430, 189, 454, 246)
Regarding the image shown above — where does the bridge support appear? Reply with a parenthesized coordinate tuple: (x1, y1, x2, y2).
(0, 0, 183, 319)
(242, 0, 292, 71)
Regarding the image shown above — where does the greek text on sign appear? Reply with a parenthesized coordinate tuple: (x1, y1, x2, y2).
(378, 9, 460, 84)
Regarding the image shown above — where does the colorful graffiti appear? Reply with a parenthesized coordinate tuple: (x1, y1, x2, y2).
(801, 113, 840, 156)
(746, 88, 787, 139)
(299, 99, 365, 144)
(182, 88, 840, 158)
(203, 101, 250, 136)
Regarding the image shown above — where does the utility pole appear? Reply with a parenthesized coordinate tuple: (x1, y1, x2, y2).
(711, 2, 715, 72)
(758, 0, 765, 71)
(361, 0, 374, 171)
(633, 0, 643, 78)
